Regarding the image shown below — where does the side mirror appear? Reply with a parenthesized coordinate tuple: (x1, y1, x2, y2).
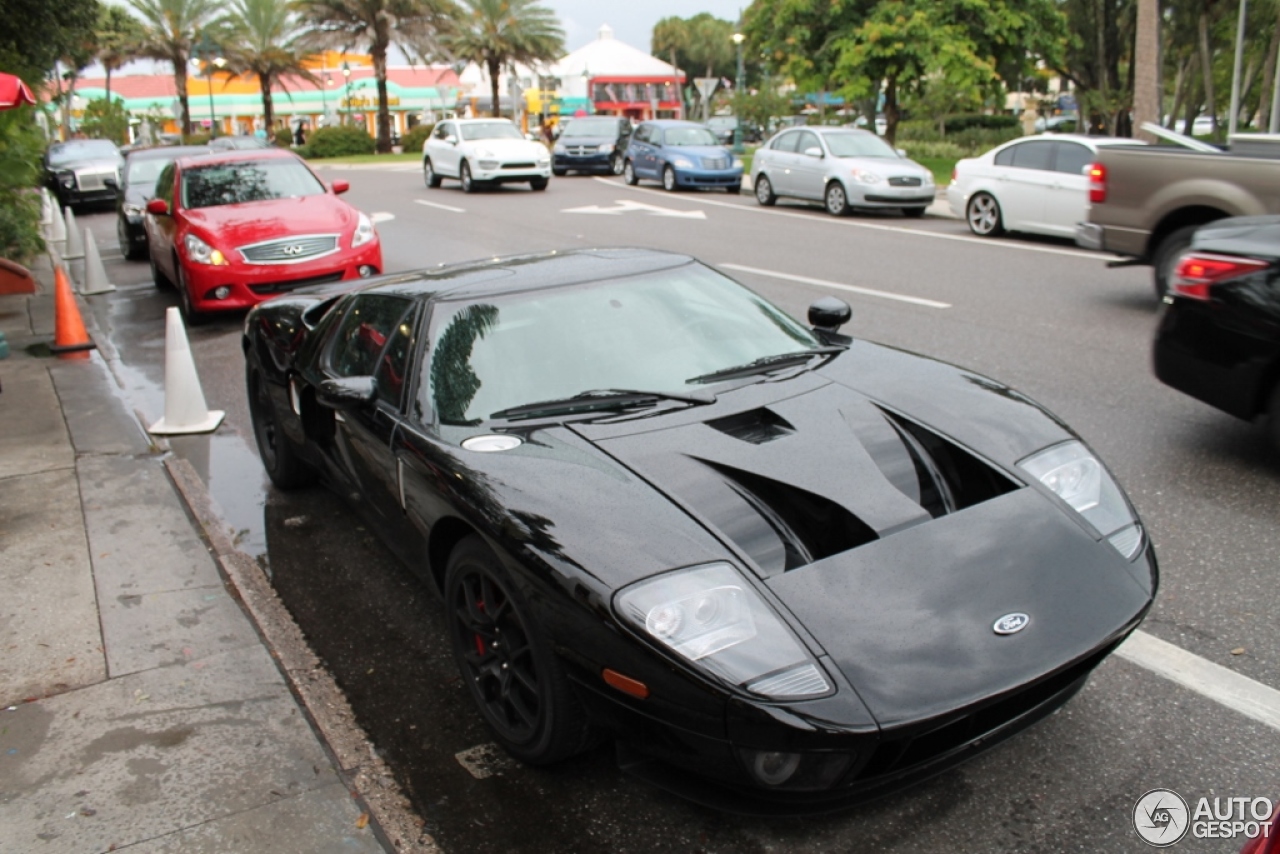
(146, 198, 170, 216)
(808, 296, 851, 332)
(803, 146, 824, 158)
(316, 376, 377, 410)
(445, 135, 458, 145)
(895, 148, 908, 158)
(331, 179, 350, 195)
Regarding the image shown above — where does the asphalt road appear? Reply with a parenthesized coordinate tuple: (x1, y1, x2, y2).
(71, 164, 1279, 853)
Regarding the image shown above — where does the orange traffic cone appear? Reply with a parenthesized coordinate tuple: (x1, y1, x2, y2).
(49, 264, 96, 353)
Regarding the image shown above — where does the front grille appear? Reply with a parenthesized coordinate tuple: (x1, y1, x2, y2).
(566, 145, 597, 156)
(75, 170, 114, 191)
(888, 176, 923, 187)
(248, 271, 344, 294)
(239, 235, 339, 264)
(702, 156, 729, 170)
(503, 161, 537, 169)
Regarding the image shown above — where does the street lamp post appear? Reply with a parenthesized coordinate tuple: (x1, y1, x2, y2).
(342, 63, 351, 126)
(732, 32, 745, 154)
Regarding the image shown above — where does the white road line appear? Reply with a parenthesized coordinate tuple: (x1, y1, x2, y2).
(414, 199, 465, 214)
(720, 263, 951, 309)
(370, 212, 396, 224)
(595, 176, 1104, 261)
(1117, 630, 1280, 732)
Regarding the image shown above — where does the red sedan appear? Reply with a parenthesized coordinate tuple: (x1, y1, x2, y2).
(144, 149, 382, 322)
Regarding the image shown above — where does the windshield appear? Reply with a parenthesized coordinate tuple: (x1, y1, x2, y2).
(460, 121, 523, 141)
(181, 158, 326, 209)
(126, 156, 174, 186)
(424, 263, 821, 425)
(824, 132, 898, 158)
(663, 126, 720, 147)
(48, 140, 119, 167)
(560, 118, 618, 138)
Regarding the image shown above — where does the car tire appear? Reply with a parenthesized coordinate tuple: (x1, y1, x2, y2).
(246, 358, 316, 490)
(966, 192, 1004, 236)
(1153, 224, 1202, 299)
(424, 157, 441, 188)
(552, 167, 567, 177)
(444, 535, 595, 765)
(530, 176, 548, 191)
(825, 181, 849, 216)
(610, 152, 624, 175)
(623, 160, 638, 186)
(662, 165, 678, 192)
(175, 261, 205, 326)
(150, 254, 171, 288)
(754, 174, 776, 206)
(1267, 383, 1280, 454)
(461, 161, 478, 193)
(902, 206, 927, 218)
(727, 183, 742, 195)
(118, 219, 141, 261)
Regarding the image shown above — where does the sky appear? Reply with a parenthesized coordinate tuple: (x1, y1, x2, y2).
(543, 0, 748, 53)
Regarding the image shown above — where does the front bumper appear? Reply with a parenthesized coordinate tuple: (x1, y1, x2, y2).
(183, 240, 383, 314)
(1075, 221, 1104, 250)
(471, 162, 552, 184)
(673, 167, 743, 189)
(553, 152, 613, 173)
(854, 184, 937, 208)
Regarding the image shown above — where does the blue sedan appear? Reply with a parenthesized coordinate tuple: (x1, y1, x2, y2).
(622, 120, 743, 193)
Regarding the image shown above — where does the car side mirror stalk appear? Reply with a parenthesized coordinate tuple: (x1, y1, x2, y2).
(316, 376, 378, 410)
(808, 296, 851, 333)
(145, 198, 170, 216)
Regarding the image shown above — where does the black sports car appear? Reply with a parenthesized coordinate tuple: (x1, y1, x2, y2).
(243, 248, 1156, 811)
(1154, 215, 1280, 452)
(115, 144, 210, 260)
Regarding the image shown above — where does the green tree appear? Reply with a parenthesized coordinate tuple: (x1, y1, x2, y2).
(0, 0, 99, 84)
(126, 0, 224, 136)
(223, 0, 317, 134)
(652, 13, 736, 120)
(445, 0, 563, 119)
(296, 0, 457, 152)
(97, 5, 145, 101)
(79, 96, 131, 143)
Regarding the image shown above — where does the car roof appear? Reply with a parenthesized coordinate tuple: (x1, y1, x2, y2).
(126, 145, 211, 161)
(359, 248, 696, 301)
(452, 117, 517, 124)
(171, 147, 302, 170)
(642, 120, 707, 128)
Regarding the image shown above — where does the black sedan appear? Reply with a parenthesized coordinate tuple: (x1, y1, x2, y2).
(43, 138, 124, 211)
(244, 248, 1156, 811)
(115, 144, 210, 260)
(1154, 216, 1280, 452)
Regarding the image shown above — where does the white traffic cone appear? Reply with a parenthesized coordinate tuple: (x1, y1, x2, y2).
(63, 208, 85, 260)
(80, 229, 116, 295)
(40, 189, 52, 228)
(148, 307, 225, 435)
(48, 200, 67, 249)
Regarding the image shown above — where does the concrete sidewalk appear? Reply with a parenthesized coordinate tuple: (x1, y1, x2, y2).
(0, 255, 404, 852)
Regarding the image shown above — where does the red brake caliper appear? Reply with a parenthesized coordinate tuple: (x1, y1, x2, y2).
(473, 598, 486, 656)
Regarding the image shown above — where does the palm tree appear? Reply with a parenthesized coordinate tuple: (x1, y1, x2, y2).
(223, 0, 316, 135)
(296, 0, 457, 153)
(97, 6, 146, 102)
(126, 0, 224, 135)
(445, 0, 563, 119)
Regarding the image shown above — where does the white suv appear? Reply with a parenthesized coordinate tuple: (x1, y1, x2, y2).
(423, 118, 552, 193)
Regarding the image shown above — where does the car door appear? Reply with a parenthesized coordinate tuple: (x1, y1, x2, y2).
(630, 124, 658, 177)
(146, 162, 179, 280)
(321, 294, 422, 556)
(430, 121, 460, 177)
(1041, 140, 1095, 237)
(788, 130, 827, 201)
(763, 130, 802, 196)
(993, 140, 1057, 232)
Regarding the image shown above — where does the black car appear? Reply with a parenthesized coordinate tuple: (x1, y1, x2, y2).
(1154, 215, 1280, 451)
(244, 248, 1155, 811)
(115, 145, 210, 260)
(43, 138, 124, 211)
(552, 116, 632, 176)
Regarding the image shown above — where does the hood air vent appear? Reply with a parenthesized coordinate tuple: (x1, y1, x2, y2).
(879, 410, 1018, 517)
(707, 408, 795, 444)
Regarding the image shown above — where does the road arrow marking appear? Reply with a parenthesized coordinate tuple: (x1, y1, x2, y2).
(562, 199, 706, 219)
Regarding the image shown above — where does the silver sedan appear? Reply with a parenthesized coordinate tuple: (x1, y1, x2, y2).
(752, 128, 936, 217)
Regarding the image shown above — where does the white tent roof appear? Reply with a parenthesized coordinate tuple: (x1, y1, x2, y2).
(553, 24, 682, 80)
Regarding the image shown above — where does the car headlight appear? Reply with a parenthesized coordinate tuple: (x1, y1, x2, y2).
(553, 143, 566, 153)
(920, 173, 935, 185)
(1019, 441, 1143, 558)
(475, 147, 494, 159)
(850, 169, 883, 184)
(670, 156, 694, 169)
(183, 233, 227, 265)
(616, 563, 832, 700)
(123, 203, 143, 218)
(352, 211, 375, 247)
(597, 142, 614, 153)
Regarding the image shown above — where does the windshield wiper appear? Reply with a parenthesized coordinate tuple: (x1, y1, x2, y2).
(489, 388, 716, 421)
(685, 346, 847, 385)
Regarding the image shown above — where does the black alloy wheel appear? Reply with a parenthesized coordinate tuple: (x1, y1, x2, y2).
(424, 158, 441, 188)
(246, 360, 315, 489)
(623, 160, 638, 185)
(445, 536, 593, 765)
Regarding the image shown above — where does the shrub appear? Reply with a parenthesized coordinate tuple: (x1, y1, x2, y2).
(945, 113, 1019, 133)
(0, 110, 46, 263)
(274, 126, 293, 147)
(304, 125, 376, 158)
(896, 140, 967, 160)
(183, 132, 211, 145)
(400, 123, 434, 154)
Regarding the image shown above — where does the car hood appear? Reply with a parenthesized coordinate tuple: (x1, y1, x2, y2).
(182, 194, 357, 244)
(52, 156, 120, 172)
(835, 156, 930, 179)
(558, 135, 617, 146)
(667, 145, 734, 160)
(461, 138, 546, 158)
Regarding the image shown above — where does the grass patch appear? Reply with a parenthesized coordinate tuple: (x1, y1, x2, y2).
(306, 152, 420, 165)
(916, 156, 958, 187)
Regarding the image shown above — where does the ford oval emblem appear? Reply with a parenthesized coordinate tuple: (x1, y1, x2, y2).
(993, 613, 1030, 635)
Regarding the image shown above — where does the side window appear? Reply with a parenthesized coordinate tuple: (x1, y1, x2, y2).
(1009, 140, 1055, 170)
(993, 145, 1017, 167)
(796, 131, 821, 154)
(373, 308, 417, 409)
(1053, 142, 1093, 175)
(328, 295, 411, 380)
(155, 164, 175, 204)
(435, 123, 452, 140)
(772, 132, 800, 152)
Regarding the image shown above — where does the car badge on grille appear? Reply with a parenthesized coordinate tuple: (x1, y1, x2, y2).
(992, 613, 1030, 635)
(281, 244, 304, 256)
